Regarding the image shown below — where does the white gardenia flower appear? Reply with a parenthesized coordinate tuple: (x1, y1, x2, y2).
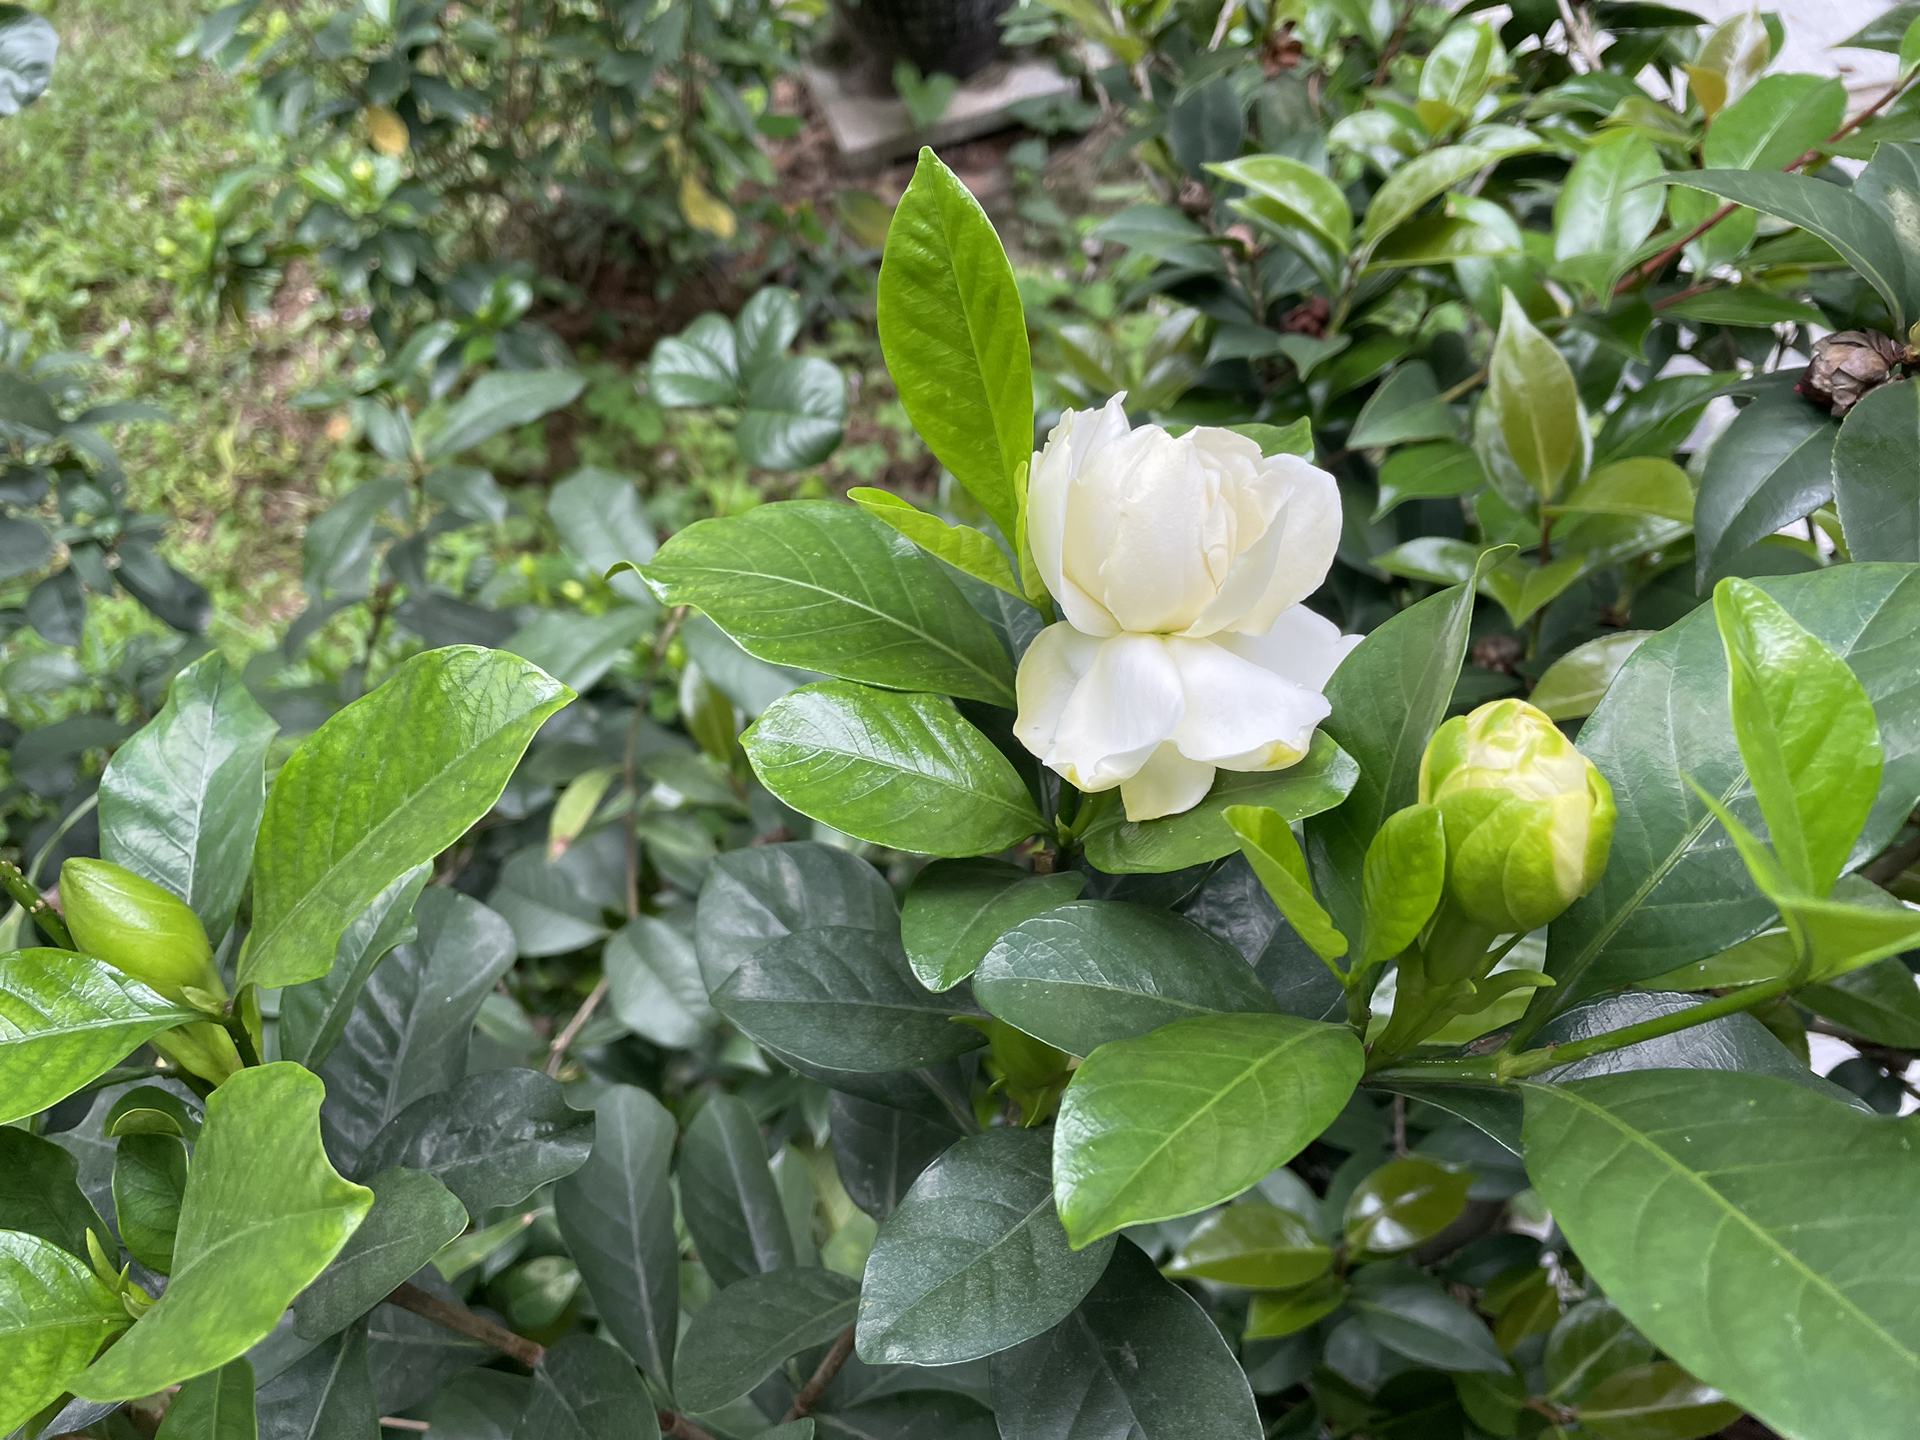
(1014, 395, 1359, 822)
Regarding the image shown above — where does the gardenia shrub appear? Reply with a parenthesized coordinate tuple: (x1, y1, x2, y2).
(4, 137, 1920, 1440)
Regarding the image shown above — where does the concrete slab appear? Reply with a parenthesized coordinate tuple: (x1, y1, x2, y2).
(802, 57, 1079, 173)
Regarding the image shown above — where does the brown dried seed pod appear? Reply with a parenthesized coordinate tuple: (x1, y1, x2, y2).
(1800, 330, 1915, 416)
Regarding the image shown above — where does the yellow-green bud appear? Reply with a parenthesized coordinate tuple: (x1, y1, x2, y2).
(1418, 699, 1615, 934)
(59, 859, 225, 1003)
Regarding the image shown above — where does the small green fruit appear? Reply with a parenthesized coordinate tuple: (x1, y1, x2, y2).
(1419, 698, 1615, 933)
(59, 858, 224, 1002)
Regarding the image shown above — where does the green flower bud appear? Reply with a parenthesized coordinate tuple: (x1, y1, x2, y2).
(1418, 698, 1615, 934)
(59, 859, 224, 1003)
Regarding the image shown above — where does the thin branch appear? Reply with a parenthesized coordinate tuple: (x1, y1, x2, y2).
(379, 1421, 431, 1433)
(385, 1282, 546, 1367)
(784, 1326, 857, 1422)
(1863, 821, 1920, 885)
(662, 1414, 723, 1440)
(2, 856, 71, 949)
(1373, 1, 1415, 87)
(544, 975, 610, 1078)
(1554, 0, 1604, 73)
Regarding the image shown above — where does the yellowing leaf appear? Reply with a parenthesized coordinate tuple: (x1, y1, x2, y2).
(679, 174, 737, 240)
(366, 105, 409, 156)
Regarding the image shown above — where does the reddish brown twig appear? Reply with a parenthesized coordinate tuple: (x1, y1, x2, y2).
(783, 1326, 857, 1422)
(385, 1282, 546, 1367)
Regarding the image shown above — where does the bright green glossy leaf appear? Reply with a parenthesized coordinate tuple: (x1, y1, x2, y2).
(1777, 888, 1920, 983)
(901, 859, 1084, 992)
(1530, 632, 1655, 721)
(1373, 442, 1487, 520)
(744, 682, 1042, 856)
(294, 1167, 467, 1342)
(649, 313, 738, 407)
(355, 1069, 593, 1215)
(847, 488, 1021, 598)
(243, 647, 571, 989)
(738, 356, 847, 471)
(99, 652, 276, 947)
(1349, 1263, 1508, 1374)
(156, 1358, 256, 1440)
(555, 1086, 679, 1385)
(1547, 566, 1920, 1002)
(1225, 805, 1348, 963)
(1545, 1298, 1655, 1402)
(1833, 377, 1920, 563)
(425, 370, 585, 460)
(277, 863, 429, 1071)
(0, 1129, 111, 1262)
(1366, 215, 1518, 271)
(1553, 132, 1666, 299)
(1211, 154, 1351, 284)
(1552, 458, 1693, 523)
(1164, 1202, 1331, 1288)
(1579, 1361, 1741, 1440)
(1694, 397, 1837, 586)
(113, 1132, 187, 1273)
(678, 1268, 858, 1411)
(643, 502, 1015, 706)
(1243, 1272, 1347, 1339)
(989, 1239, 1261, 1440)
(0, 950, 199, 1125)
(78, 1065, 374, 1401)
(877, 149, 1031, 537)
(1080, 732, 1358, 875)
(516, 1333, 658, 1440)
(1672, 170, 1908, 327)
(679, 1095, 794, 1289)
(1523, 1071, 1920, 1440)
(1360, 802, 1447, 969)
(1704, 74, 1845, 172)
(1417, 20, 1500, 133)
(0, 1232, 126, 1435)
(1659, 288, 1825, 328)
(1343, 1158, 1471, 1256)
(1053, 1013, 1364, 1246)
(1364, 135, 1545, 242)
(1714, 577, 1882, 894)
(857, 1128, 1110, 1366)
(1372, 535, 1481, 586)
(713, 924, 985, 1073)
(974, 900, 1277, 1059)
(1481, 290, 1586, 504)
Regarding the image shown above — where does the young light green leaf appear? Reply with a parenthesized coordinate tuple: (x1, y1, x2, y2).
(1832, 377, 1920, 563)
(877, 149, 1032, 537)
(1209, 154, 1352, 282)
(1164, 1202, 1331, 1288)
(1713, 576, 1883, 895)
(1529, 631, 1655, 721)
(1360, 803, 1447, 970)
(847, 487, 1023, 597)
(0, 1232, 127, 1436)
(1344, 1159, 1472, 1255)
(1523, 1071, 1920, 1440)
(1225, 805, 1348, 964)
(743, 682, 1043, 857)
(677, 1268, 859, 1412)
(642, 501, 1016, 706)
(78, 1064, 375, 1401)
(858, 1128, 1112, 1366)
(1683, 10, 1769, 117)
(1480, 290, 1586, 504)
(424, 369, 585, 460)
(99, 652, 276, 947)
(243, 647, 571, 989)
(1053, 1013, 1364, 1247)
(1362, 134, 1546, 241)
(973, 900, 1279, 1058)
(901, 858, 1085, 992)
(1552, 457, 1694, 523)
(1552, 132, 1666, 300)
(0, 950, 200, 1125)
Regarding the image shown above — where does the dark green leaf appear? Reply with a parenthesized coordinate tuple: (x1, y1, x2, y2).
(738, 356, 847, 471)
(257, 1323, 378, 1440)
(0, 1232, 125, 1435)
(294, 1168, 467, 1342)
(548, 466, 655, 605)
(1658, 288, 1825, 328)
(1373, 442, 1486, 520)
(1801, 958, 1920, 1048)
(26, 567, 85, 647)
(743, 683, 1043, 857)
(643, 502, 1016, 706)
(678, 1268, 859, 1411)
(277, 864, 430, 1071)
(695, 842, 898, 996)
(1523, 1071, 1920, 1439)
(243, 647, 571, 989)
(488, 846, 612, 959)
(425, 370, 586, 460)
(648, 314, 739, 408)
(318, 889, 517, 1157)
(99, 653, 277, 947)
(714, 925, 982, 1074)
(1081, 733, 1359, 875)
(604, 915, 715, 1049)
(973, 901, 1278, 1057)
(554, 1086, 680, 1385)
(1544, 1298, 1654, 1403)
(0, 516, 51, 582)
(355, 1069, 593, 1214)
(515, 1334, 658, 1440)
(877, 148, 1032, 536)
(1344, 1159, 1470, 1256)
(77, 1065, 374, 1401)
(829, 1092, 962, 1222)
(900, 859, 1085, 992)
(1695, 397, 1838, 586)
(0, 950, 200, 1126)
(157, 1359, 257, 1440)
(1833, 377, 1920, 563)
(989, 1239, 1261, 1440)
(813, 1392, 996, 1440)
(1054, 1013, 1365, 1246)
(1578, 1361, 1741, 1440)
(505, 606, 650, 694)
(679, 1094, 794, 1288)
(0, 1129, 110, 1261)
(858, 1128, 1113, 1366)
(1348, 1264, 1508, 1374)
(113, 1132, 187, 1272)
(1349, 364, 1457, 448)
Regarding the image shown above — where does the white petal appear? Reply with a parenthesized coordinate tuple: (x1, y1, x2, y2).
(1217, 604, 1364, 692)
(1012, 622, 1100, 762)
(1225, 455, 1344, 635)
(1164, 635, 1331, 771)
(1029, 398, 1127, 636)
(1045, 632, 1184, 791)
(1074, 426, 1227, 634)
(1121, 744, 1217, 821)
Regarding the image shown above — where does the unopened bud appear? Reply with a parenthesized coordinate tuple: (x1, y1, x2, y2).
(60, 859, 225, 1003)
